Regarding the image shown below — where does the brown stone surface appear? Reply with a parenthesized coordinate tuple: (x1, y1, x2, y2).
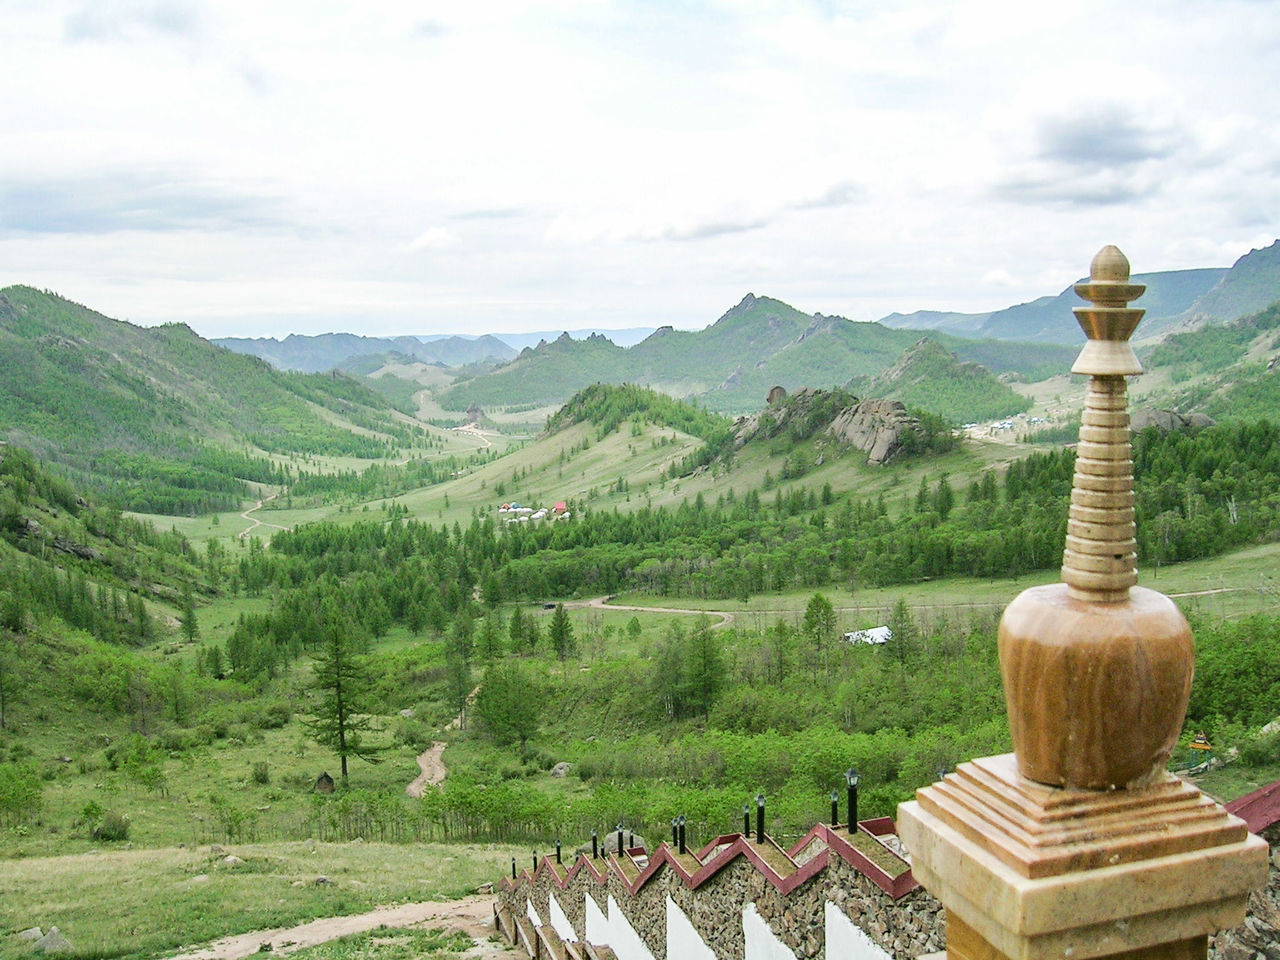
(998, 584, 1193, 790)
(1210, 825, 1280, 960)
(917, 754, 1246, 879)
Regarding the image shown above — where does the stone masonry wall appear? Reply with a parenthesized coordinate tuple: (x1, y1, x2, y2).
(1211, 824, 1280, 960)
(609, 865, 669, 959)
(500, 848, 946, 960)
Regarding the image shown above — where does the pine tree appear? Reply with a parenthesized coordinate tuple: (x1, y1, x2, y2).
(305, 600, 375, 785)
(548, 603, 575, 661)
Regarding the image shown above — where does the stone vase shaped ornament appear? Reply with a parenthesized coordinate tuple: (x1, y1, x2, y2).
(997, 246, 1194, 789)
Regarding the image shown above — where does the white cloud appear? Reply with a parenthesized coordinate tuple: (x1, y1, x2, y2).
(407, 228, 460, 251)
(0, 0, 1276, 337)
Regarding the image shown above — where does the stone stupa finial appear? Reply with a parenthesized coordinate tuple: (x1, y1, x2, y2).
(1060, 244, 1146, 604)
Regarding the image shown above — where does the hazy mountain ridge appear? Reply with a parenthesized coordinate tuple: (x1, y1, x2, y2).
(215, 331, 517, 372)
(440, 293, 1073, 416)
(881, 267, 1228, 342)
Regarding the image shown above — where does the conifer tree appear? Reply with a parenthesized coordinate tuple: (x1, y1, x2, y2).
(305, 601, 374, 785)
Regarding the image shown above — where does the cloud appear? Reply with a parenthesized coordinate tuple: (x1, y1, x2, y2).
(792, 180, 866, 210)
(0, 173, 287, 236)
(1035, 105, 1180, 168)
(992, 168, 1159, 208)
(407, 227, 460, 250)
(64, 1, 202, 42)
(412, 19, 448, 39)
(449, 208, 525, 221)
(661, 216, 772, 241)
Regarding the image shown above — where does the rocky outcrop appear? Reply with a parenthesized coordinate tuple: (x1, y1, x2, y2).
(828, 399, 918, 465)
(1131, 408, 1215, 432)
(1211, 824, 1280, 960)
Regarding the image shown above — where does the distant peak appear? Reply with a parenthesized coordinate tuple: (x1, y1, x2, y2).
(554, 331, 573, 343)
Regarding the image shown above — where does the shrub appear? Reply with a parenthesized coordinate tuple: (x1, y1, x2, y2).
(1240, 730, 1280, 766)
(251, 761, 270, 785)
(0, 762, 42, 826)
(93, 810, 131, 841)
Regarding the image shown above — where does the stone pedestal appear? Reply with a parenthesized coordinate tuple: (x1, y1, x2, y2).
(899, 755, 1268, 960)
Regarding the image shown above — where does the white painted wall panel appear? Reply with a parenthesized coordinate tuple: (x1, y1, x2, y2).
(549, 891, 578, 942)
(607, 894, 658, 960)
(825, 900, 892, 960)
(526, 898, 542, 928)
(585, 892, 610, 947)
(742, 902, 798, 960)
(666, 895, 717, 960)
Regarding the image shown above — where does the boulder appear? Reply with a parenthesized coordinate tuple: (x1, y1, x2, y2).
(17, 928, 43, 942)
(550, 762, 572, 778)
(33, 927, 72, 954)
(827, 399, 918, 465)
(223, 855, 245, 865)
(1130, 408, 1214, 433)
(399, 708, 415, 719)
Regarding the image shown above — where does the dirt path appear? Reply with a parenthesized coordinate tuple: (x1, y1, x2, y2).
(162, 896, 512, 960)
(452, 422, 496, 449)
(238, 494, 291, 540)
(405, 688, 479, 798)
(569, 595, 735, 630)
(406, 741, 447, 798)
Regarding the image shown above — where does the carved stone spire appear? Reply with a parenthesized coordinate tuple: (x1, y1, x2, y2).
(997, 245, 1193, 790)
(1061, 245, 1144, 603)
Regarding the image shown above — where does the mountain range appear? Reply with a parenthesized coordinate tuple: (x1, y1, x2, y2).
(439, 295, 1075, 415)
(879, 241, 1280, 343)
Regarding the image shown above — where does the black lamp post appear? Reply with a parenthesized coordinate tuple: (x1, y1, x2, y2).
(678, 814, 687, 855)
(616, 822, 623, 857)
(846, 767, 860, 832)
(592, 829, 598, 859)
(830, 789, 840, 827)
(671, 818, 679, 847)
(532, 851, 538, 871)
(511, 857, 516, 880)
(743, 804, 750, 836)
(556, 839, 562, 864)
(755, 793, 765, 843)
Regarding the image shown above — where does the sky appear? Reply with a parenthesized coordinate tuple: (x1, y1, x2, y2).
(2, 0, 1278, 340)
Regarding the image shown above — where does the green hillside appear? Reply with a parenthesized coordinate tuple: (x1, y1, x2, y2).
(852, 338, 1032, 423)
(0, 287, 430, 513)
(1180, 240, 1280, 325)
(1157, 300, 1280, 420)
(439, 294, 1074, 415)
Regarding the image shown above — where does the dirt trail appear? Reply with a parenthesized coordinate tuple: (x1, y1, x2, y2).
(452, 422, 496, 449)
(162, 896, 512, 960)
(238, 494, 291, 539)
(569, 595, 735, 630)
(405, 687, 478, 798)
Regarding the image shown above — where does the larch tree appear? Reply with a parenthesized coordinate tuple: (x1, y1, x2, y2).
(305, 600, 375, 785)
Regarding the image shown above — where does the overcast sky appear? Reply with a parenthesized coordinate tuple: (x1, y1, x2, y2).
(2, 0, 1277, 339)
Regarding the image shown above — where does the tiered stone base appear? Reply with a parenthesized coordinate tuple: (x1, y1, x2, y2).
(899, 754, 1268, 960)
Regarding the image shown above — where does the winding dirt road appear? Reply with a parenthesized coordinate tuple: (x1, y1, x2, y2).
(237, 494, 291, 540)
(405, 687, 478, 798)
(162, 896, 511, 960)
(566, 595, 735, 630)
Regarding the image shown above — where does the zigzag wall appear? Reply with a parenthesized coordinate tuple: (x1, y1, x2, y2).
(495, 818, 945, 960)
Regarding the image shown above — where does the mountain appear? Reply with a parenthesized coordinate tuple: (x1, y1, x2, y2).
(847, 338, 1032, 424)
(882, 267, 1227, 344)
(0, 286, 419, 514)
(439, 294, 1073, 416)
(492, 327, 659, 349)
(214, 332, 516, 372)
(1162, 240, 1280, 336)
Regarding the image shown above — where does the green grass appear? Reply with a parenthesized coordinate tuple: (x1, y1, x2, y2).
(0, 841, 519, 960)
(286, 926, 476, 960)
